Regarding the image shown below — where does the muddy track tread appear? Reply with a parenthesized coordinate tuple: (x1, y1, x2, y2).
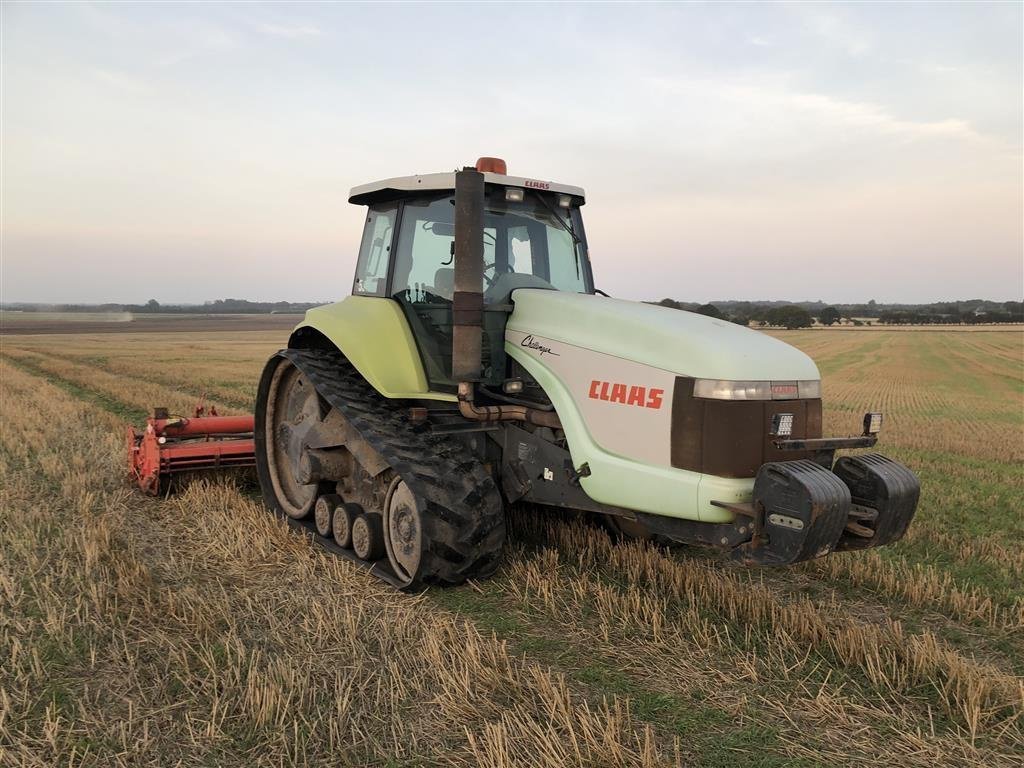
(281, 348, 505, 587)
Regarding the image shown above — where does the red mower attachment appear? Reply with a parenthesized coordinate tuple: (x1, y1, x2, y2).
(126, 400, 256, 495)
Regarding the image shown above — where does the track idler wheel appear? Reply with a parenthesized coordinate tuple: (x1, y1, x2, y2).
(257, 358, 322, 520)
(832, 454, 920, 551)
(352, 513, 386, 562)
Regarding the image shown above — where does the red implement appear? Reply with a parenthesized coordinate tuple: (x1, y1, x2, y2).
(127, 401, 256, 495)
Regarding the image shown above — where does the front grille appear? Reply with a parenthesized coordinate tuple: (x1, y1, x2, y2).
(670, 377, 822, 478)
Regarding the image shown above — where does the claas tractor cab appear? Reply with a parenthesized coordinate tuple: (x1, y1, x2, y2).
(253, 157, 920, 589)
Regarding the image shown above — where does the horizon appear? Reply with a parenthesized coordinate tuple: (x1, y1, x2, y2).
(3, 295, 1019, 310)
(2, 3, 1022, 304)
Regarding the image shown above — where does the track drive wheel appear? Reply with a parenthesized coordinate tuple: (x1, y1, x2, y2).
(384, 479, 425, 585)
(383, 477, 504, 588)
(257, 358, 321, 519)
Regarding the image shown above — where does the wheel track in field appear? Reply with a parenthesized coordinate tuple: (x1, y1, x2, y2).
(0, 351, 148, 423)
(2, 345, 255, 412)
(0, 347, 250, 419)
(934, 334, 1024, 400)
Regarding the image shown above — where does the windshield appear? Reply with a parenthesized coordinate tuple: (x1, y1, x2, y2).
(390, 191, 590, 303)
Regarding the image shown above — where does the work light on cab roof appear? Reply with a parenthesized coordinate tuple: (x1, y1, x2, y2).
(128, 155, 921, 591)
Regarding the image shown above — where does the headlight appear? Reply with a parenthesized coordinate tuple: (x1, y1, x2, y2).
(693, 380, 770, 400)
(798, 380, 821, 399)
(693, 379, 821, 401)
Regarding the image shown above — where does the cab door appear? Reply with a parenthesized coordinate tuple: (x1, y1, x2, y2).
(352, 204, 397, 297)
(389, 195, 503, 390)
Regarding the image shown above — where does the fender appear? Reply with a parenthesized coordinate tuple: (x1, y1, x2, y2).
(289, 296, 456, 402)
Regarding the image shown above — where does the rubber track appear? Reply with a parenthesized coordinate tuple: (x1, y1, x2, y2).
(279, 348, 506, 588)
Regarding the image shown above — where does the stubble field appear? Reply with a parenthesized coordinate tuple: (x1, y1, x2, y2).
(1, 320, 1021, 767)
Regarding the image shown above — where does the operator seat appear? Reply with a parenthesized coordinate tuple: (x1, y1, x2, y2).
(432, 267, 454, 301)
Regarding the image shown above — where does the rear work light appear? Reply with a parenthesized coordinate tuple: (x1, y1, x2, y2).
(693, 379, 821, 401)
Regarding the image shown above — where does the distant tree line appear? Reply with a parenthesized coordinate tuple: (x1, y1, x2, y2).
(654, 299, 816, 329)
(650, 299, 1023, 328)
(2, 298, 322, 314)
(875, 302, 1023, 325)
(4, 297, 1022, 326)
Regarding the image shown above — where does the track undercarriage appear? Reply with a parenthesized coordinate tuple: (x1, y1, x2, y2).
(254, 348, 506, 589)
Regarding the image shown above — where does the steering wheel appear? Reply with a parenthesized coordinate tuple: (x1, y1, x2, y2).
(482, 262, 497, 287)
(481, 261, 516, 287)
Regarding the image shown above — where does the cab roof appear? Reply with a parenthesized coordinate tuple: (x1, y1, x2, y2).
(348, 170, 586, 206)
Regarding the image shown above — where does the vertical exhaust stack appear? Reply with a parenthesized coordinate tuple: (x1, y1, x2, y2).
(452, 167, 485, 381)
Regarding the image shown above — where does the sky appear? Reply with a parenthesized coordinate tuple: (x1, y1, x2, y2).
(2, 1, 1022, 305)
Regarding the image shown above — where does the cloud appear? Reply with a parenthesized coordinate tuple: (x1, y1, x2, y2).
(777, 90, 982, 142)
(257, 22, 322, 39)
(646, 75, 988, 147)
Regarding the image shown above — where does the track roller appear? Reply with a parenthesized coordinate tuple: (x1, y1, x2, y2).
(352, 514, 386, 561)
(314, 494, 341, 538)
(333, 502, 358, 549)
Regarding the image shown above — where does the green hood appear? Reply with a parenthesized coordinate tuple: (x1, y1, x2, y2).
(506, 290, 819, 381)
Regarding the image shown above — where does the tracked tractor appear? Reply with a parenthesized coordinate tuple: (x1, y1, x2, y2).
(254, 157, 920, 588)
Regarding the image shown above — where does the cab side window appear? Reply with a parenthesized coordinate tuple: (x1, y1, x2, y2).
(353, 204, 397, 296)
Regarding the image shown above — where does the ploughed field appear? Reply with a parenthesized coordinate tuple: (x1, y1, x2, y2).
(0, 311, 302, 335)
(1, 321, 1021, 767)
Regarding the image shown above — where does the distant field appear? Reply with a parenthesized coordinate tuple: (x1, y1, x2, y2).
(1, 322, 1021, 766)
(0, 311, 301, 335)
(809, 323, 1022, 331)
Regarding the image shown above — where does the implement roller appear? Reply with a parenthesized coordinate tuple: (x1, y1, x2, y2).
(126, 402, 256, 495)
